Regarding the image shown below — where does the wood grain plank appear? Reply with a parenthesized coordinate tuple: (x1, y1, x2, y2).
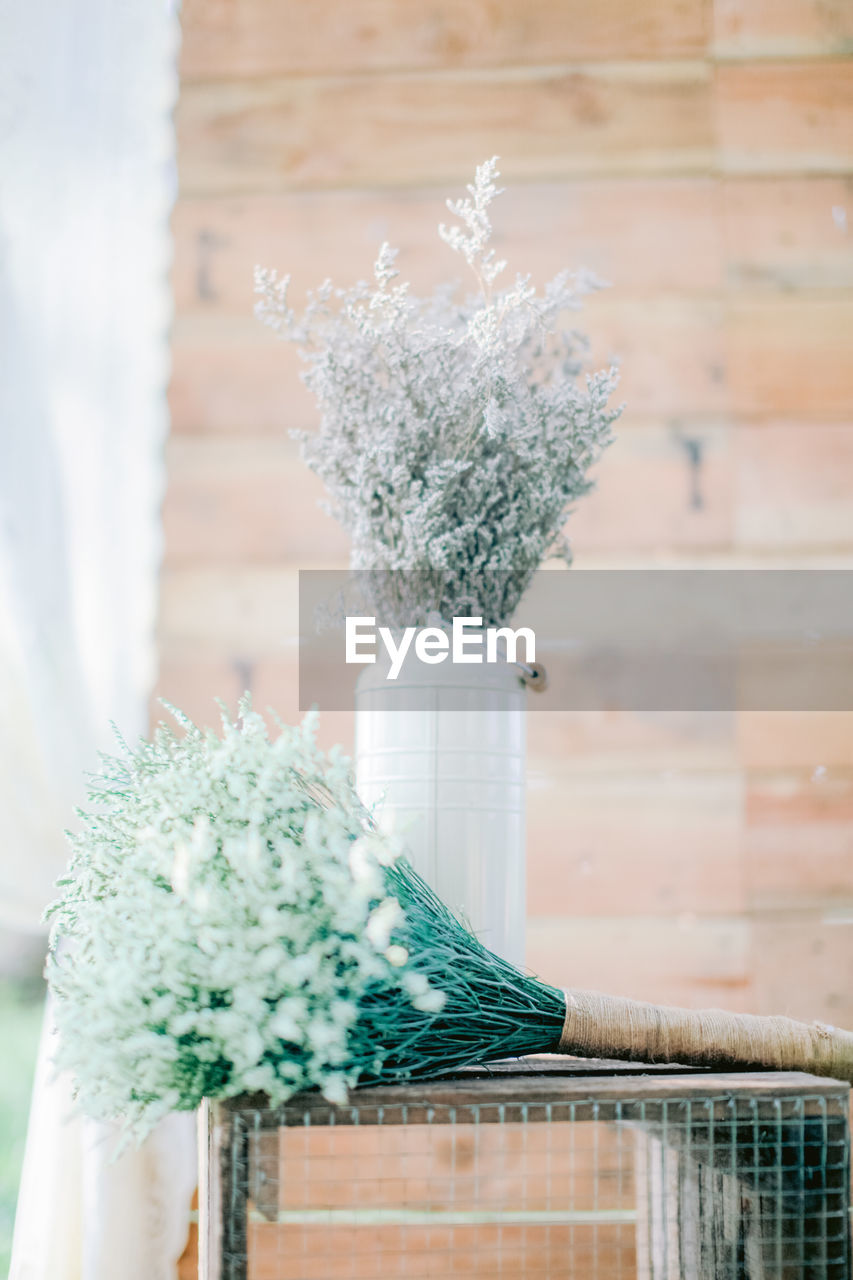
(714, 0, 853, 59)
(736, 711, 853, 768)
(171, 175, 853, 324)
(172, 178, 724, 317)
(573, 421, 734, 553)
(581, 417, 853, 555)
(727, 297, 853, 416)
(752, 912, 853, 1027)
(735, 422, 853, 549)
(168, 325, 316, 434)
(744, 769, 853, 911)
(180, 0, 710, 81)
(162, 436, 348, 565)
(176, 64, 714, 196)
(152, 652, 353, 752)
(158, 565, 300, 653)
(527, 710, 736, 775)
(246, 1222, 634, 1279)
(269, 1119, 633, 1212)
(526, 915, 753, 1011)
(217, 1065, 845, 1118)
(721, 176, 853, 290)
(717, 60, 853, 175)
(526, 766, 745, 917)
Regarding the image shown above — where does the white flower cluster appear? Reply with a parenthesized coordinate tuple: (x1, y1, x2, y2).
(256, 158, 621, 627)
(47, 702, 442, 1136)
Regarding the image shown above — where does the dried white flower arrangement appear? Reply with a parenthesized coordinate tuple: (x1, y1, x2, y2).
(46, 702, 444, 1136)
(255, 158, 621, 627)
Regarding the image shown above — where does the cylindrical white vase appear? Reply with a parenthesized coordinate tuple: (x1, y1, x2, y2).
(355, 653, 526, 966)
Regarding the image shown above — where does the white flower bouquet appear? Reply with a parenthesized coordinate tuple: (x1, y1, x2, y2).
(48, 702, 853, 1139)
(255, 158, 621, 627)
(46, 703, 449, 1133)
(47, 701, 565, 1136)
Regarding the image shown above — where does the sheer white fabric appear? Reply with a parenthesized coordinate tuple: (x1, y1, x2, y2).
(1, 1, 197, 1275)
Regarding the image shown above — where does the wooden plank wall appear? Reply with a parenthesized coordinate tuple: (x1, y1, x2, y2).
(163, 1, 853, 1030)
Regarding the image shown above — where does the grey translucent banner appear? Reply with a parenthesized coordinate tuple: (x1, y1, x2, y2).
(298, 569, 853, 711)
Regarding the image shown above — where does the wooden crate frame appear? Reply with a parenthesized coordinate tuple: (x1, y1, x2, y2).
(201, 1059, 851, 1280)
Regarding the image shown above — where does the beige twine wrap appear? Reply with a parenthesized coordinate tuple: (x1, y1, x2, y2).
(559, 989, 853, 1082)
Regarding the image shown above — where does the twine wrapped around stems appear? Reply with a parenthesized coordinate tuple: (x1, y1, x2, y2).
(559, 989, 853, 1081)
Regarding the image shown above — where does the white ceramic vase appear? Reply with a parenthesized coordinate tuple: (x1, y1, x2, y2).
(354, 652, 526, 966)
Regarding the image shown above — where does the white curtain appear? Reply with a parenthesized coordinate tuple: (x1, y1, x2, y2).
(1, 1, 197, 1275)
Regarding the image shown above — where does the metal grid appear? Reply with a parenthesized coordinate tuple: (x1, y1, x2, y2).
(203, 1064, 851, 1280)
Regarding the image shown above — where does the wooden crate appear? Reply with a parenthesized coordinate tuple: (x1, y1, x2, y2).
(201, 1060, 851, 1280)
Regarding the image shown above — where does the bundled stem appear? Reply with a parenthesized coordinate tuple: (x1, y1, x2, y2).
(364, 860, 853, 1088)
(557, 989, 853, 1083)
(358, 858, 566, 1083)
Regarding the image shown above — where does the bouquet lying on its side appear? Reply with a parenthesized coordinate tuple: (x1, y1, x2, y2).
(47, 702, 853, 1141)
(46, 701, 563, 1136)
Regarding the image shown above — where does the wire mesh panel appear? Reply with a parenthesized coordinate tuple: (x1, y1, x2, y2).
(201, 1062, 851, 1280)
